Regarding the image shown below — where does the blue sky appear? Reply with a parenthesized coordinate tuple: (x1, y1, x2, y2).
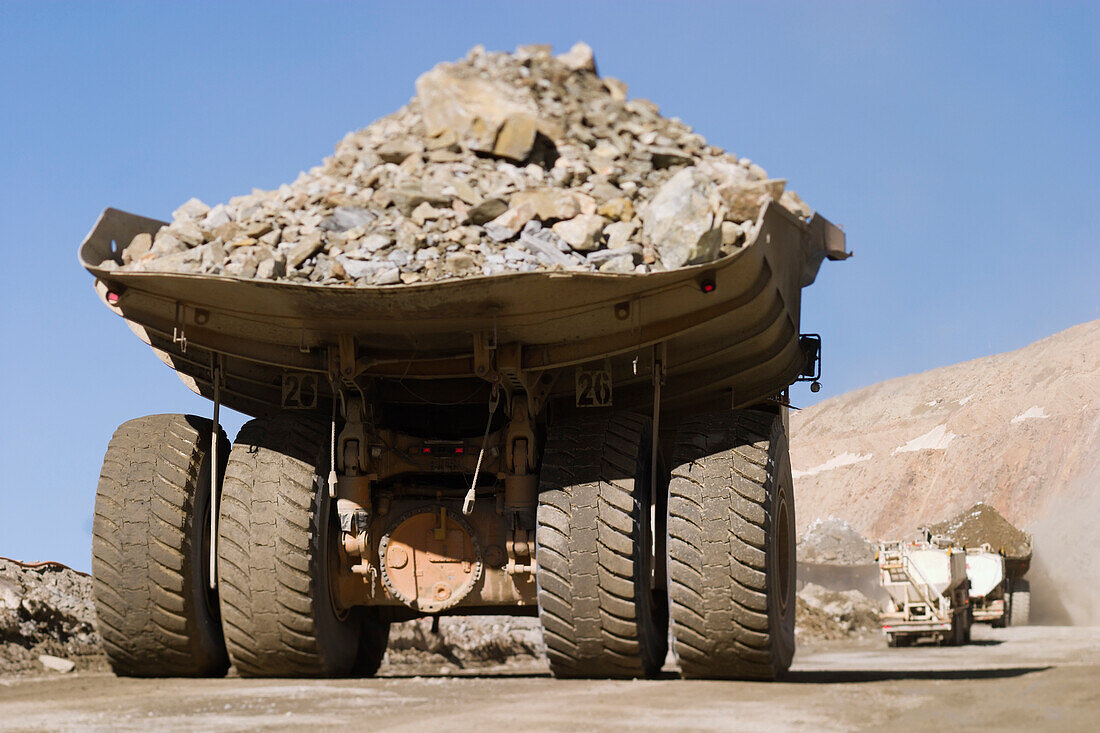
(1, 1, 1096, 570)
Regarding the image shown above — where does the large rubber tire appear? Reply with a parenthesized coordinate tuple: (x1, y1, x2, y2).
(1010, 579, 1030, 626)
(92, 414, 230, 677)
(535, 412, 668, 679)
(667, 408, 796, 680)
(217, 415, 388, 677)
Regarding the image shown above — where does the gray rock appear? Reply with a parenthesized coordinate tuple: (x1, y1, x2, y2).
(445, 252, 480, 276)
(172, 197, 209, 221)
(518, 224, 576, 266)
(598, 254, 636, 274)
(172, 219, 204, 247)
(321, 206, 376, 232)
(287, 232, 324, 269)
(122, 233, 152, 265)
(641, 167, 721, 269)
(38, 655, 75, 674)
(375, 267, 401, 285)
(604, 220, 638, 249)
(552, 214, 606, 252)
(203, 204, 232, 229)
(510, 188, 579, 220)
(200, 239, 226, 272)
(384, 188, 453, 217)
(556, 42, 597, 73)
(361, 234, 393, 253)
(485, 201, 537, 242)
(648, 146, 694, 169)
(387, 249, 411, 267)
(377, 137, 423, 164)
(255, 257, 286, 280)
(717, 178, 786, 222)
(410, 201, 444, 226)
(466, 198, 508, 226)
(587, 244, 642, 264)
(338, 256, 385, 280)
(416, 64, 540, 161)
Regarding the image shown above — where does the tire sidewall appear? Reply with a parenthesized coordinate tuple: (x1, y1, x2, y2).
(188, 441, 230, 671)
(766, 417, 797, 675)
(632, 417, 669, 675)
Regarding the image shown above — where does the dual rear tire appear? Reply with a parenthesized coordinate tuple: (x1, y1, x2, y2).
(535, 412, 668, 678)
(93, 414, 388, 678)
(217, 416, 389, 677)
(535, 407, 795, 680)
(92, 415, 229, 677)
(666, 409, 796, 680)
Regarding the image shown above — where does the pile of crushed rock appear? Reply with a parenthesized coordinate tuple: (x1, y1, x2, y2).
(0, 555, 544, 677)
(103, 42, 813, 285)
(796, 583, 882, 641)
(795, 520, 883, 640)
(798, 518, 876, 565)
(0, 558, 105, 676)
(924, 502, 1033, 559)
(385, 616, 544, 671)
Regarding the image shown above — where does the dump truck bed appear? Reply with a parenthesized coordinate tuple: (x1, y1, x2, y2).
(80, 201, 847, 419)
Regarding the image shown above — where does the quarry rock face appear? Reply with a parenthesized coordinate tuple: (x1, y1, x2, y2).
(106, 43, 813, 285)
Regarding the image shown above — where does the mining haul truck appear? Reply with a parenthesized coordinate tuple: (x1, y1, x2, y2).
(963, 546, 1009, 626)
(878, 540, 972, 646)
(81, 201, 847, 680)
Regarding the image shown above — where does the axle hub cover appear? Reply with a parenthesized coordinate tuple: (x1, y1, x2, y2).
(378, 506, 483, 613)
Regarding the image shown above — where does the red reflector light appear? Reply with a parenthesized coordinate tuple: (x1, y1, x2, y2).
(422, 447, 432, 454)
(455, 447, 464, 454)
(107, 291, 120, 304)
(700, 279, 716, 293)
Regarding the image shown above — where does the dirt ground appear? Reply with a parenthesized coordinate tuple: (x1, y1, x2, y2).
(1, 626, 1096, 732)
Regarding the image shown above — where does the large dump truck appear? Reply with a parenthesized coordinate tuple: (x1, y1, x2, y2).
(923, 504, 1033, 627)
(81, 200, 847, 680)
(878, 539, 972, 646)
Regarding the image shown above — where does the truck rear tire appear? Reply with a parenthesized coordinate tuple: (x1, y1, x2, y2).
(217, 415, 388, 677)
(535, 412, 668, 679)
(92, 414, 230, 677)
(1010, 579, 1030, 626)
(667, 408, 796, 680)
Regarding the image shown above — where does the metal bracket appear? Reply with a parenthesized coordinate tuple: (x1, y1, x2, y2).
(338, 334, 357, 380)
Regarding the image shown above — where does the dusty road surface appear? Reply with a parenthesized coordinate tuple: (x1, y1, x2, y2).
(1, 626, 1097, 732)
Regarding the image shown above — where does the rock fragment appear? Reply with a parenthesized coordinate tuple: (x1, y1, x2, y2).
(642, 167, 721, 269)
(552, 214, 606, 252)
(556, 42, 597, 73)
(485, 201, 537, 242)
(39, 654, 76, 673)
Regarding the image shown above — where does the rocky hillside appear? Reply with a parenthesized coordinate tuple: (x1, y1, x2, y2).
(790, 320, 1100, 623)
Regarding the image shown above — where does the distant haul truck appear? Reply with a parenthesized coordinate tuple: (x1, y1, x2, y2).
(878, 540, 971, 646)
(963, 545, 1008, 627)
